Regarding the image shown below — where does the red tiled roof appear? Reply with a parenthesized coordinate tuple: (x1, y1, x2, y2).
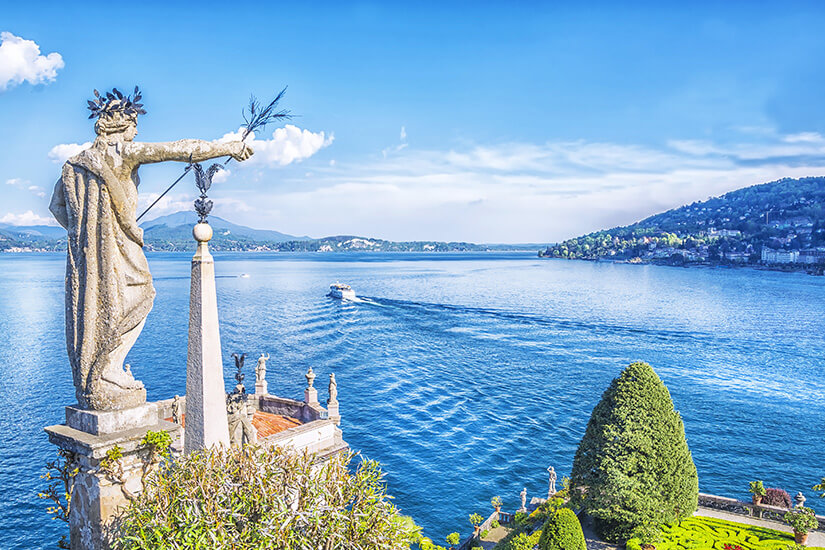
(252, 411, 302, 438)
(165, 410, 302, 439)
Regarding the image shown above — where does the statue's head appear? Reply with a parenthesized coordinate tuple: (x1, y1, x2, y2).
(88, 87, 145, 140)
(95, 111, 138, 139)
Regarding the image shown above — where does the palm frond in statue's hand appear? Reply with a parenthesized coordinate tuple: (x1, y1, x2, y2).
(136, 88, 291, 222)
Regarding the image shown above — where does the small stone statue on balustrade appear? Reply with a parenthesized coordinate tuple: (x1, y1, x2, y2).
(171, 395, 183, 424)
(519, 487, 527, 513)
(255, 353, 270, 395)
(547, 465, 557, 498)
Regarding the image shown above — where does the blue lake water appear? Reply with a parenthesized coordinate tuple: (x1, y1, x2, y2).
(1, 251, 824, 548)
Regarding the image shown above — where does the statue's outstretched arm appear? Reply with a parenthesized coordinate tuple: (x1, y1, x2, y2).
(125, 139, 252, 165)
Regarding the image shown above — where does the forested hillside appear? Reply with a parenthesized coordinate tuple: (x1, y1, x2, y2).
(541, 177, 825, 266)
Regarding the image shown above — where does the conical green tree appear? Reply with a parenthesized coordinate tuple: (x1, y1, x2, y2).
(570, 361, 698, 542)
(538, 508, 586, 550)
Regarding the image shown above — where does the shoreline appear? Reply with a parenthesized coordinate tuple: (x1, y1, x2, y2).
(538, 255, 825, 276)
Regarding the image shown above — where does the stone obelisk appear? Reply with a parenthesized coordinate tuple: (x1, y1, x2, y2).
(184, 222, 230, 453)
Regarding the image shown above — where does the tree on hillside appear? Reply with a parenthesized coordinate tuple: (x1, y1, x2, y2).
(570, 361, 698, 542)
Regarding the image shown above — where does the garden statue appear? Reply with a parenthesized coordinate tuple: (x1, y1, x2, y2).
(226, 389, 257, 446)
(306, 366, 316, 388)
(49, 87, 253, 411)
(171, 395, 183, 424)
(328, 373, 338, 403)
(256, 353, 270, 384)
(547, 465, 557, 497)
(519, 487, 527, 512)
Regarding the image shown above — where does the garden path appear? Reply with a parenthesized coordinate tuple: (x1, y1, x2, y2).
(579, 514, 622, 550)
(694, 507, 825, 546)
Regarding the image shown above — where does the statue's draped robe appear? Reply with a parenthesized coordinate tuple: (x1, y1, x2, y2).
(50, 147, 155, 409)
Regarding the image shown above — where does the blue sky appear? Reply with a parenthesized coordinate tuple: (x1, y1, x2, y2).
(3, 2, 825, 242)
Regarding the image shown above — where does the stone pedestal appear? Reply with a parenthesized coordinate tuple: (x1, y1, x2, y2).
(184, 223, 230, 454)
(305, 386, 318, 405)
(46, 410, 180, 550)
(66, 403, 157, 436)
(327, 400, 340, 425)
(255, 379, 268, 396)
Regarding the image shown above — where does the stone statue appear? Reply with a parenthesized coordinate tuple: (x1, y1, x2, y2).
(226, 390, 257, 446)
(519, 487, 527, 512)
(49, 87, 253, 410)
(547, 466, 557, 497)
(171, 395, 183, 425)
(328, 373, 338, 403)
(255, 353, 269, 384)
(306, 366, 316, 388)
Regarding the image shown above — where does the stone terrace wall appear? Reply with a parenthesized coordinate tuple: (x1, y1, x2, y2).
(256, 395, 327, 423)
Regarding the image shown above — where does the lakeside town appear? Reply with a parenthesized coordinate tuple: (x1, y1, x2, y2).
(540, 176, 825, 274)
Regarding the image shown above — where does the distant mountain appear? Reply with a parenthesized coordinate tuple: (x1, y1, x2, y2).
(0, 223, 66, 241)
(540, 176, 825, 269)
(141, 212, 310, 244)
(0, 210, 528, 253)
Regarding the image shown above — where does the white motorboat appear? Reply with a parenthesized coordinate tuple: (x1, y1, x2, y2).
(328, 282, 356, 300)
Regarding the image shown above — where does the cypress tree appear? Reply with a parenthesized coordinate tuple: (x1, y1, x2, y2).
(570, 361, 698, 542)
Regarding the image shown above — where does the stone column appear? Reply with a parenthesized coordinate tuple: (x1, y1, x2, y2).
(184, 223, 230, 454)
(45, 406, 180, 550)
(304, 366, 319, 405)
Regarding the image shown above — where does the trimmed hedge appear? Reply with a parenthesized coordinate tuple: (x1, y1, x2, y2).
(625, 516, 825, 550)
(537, 508, 586, 550)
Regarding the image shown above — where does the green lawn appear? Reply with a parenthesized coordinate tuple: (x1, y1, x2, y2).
(626, 516, 824, 550)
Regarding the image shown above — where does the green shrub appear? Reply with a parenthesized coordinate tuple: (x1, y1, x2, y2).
(537, 508, 586, 550)
(445, 532, 460, 546)
(571, 361, 698, 542)
(469, 513, 484, 527)
(813, 476, 825, 498)
(784, 507, 819, 534)
(491, 519, 500, 528)
(115, 445, 417, 549)
(500, 530, 541, 550)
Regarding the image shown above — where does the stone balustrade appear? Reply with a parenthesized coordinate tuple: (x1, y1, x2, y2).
(698, 492, 825, 530)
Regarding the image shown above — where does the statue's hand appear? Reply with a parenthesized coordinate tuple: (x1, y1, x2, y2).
(230, 141, 254, 162)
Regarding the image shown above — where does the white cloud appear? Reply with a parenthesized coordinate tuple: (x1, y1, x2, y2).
(5, 178, 45, 198)
(231, 130, 825, 242)
(211, 168, 231, 184)
(49, 142, 92, 163)
(382, 126, 409, 158)
(0, 210, 56, 226)
(218, 125, 333, 167)
(0, 32, 64, 91)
